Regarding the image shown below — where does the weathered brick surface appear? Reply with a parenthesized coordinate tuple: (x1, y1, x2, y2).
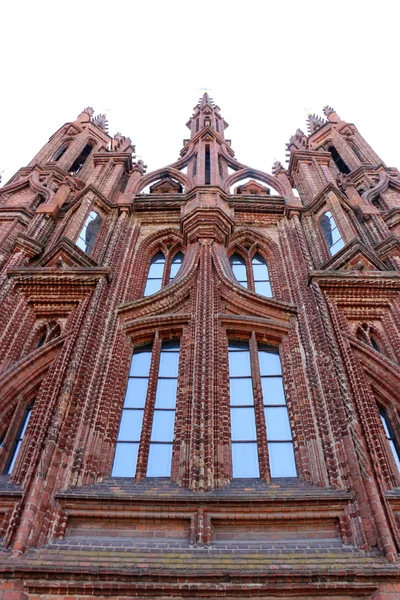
(0, 98, 399, 597)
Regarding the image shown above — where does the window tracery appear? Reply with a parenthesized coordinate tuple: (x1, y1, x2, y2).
(229, 251, 272, 297)
(144, 250, 184, 296)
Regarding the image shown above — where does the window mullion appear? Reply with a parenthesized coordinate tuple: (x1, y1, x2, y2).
(249, 334, 270, 480)
(135, 336, 162, 480)
(162, 253, 172, 287)
(247, 255, 255, 292)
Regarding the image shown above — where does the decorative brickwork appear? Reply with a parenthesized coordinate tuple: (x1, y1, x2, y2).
(0, 96, 400, 598)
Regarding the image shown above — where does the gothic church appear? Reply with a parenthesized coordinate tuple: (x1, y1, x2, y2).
(0, 94, 400, 599)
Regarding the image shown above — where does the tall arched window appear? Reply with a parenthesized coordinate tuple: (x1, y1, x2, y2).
(6, 404, 34, 474)
(76, 211, 102, 255)
(68, 143, 94, 175)
(229, 340, 296, 479)
(320, 211, 344, 256)
(112, 340, 180, 478)
(379, 407, 400, 473)
(230, 251, 272, 297)
(144, 251, 184, 296)
(52, 141, 71, 162)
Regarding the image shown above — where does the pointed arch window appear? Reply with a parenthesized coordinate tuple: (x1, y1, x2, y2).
(112, 340, 180, 478)
(144, 250, 184, 296)
(52, 141, 71, 162)
(328, 145, 350, 175)
(230, 251, 272, 297)
(69, 143, 94, 175)
(379, 407, 400, 473)
(76, 210, 102, 255)
(320, 211, 344, 256)
(229, 340, 296, 479)
(6, 404, 34, 474)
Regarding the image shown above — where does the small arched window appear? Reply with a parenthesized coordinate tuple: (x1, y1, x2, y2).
(76, 211, 102, 255)
(230, 254, 248, 288)
(68, 143, 94, 175)
(320, 211, 344, 256)
(144, 250, 184, 297)
(230, 251, 272, 298)
(6, 404, 34, 474)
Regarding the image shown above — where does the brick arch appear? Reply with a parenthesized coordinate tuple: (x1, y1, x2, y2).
(227, 229, 289, 303)
(224, 168, 284, 196)
(132, 167, 192, 195)
(129, 228, 185, 300)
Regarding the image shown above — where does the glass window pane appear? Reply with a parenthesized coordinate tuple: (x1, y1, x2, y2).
(124, 378, 148, 408)
(148, 262, 165, 278)
(155, 378, 177, 408)
(118, 410, 143, 441)
(150, 411, 175, 442)
(261, 377, 285, 405)
(331, 226, 342, 245)
(230, 254, 245, 265)
(147, 443, 173, 477)
(252, 254, 265, 266)
(268, 442, 296, 477)
(19, 409, 32, 437)
(232, 264, 247, 282)
(258, 350, 281, 375)
(144, 278, 162, 296)
(7, 440, 22, 474)
(231, 407, 257, 441)
(265, 407, 292, 441)
(229, 340, 249, 351)
(254, 281, 272, 297)
(232, 443, 259, 478)
(380, 413, 391, 437)
(76, 234, 87, 252)
(252, 263, 269, 280)
(112, 443, 138, 477)
(159, 351, 179, 377)
(228, 350, 251, 376)
(389, 441, 400, 472)
(230, 378, 254, 406)
(170, 263, 181, 279)
(130, 351, 152, 376)
(330, 238, 345, 254)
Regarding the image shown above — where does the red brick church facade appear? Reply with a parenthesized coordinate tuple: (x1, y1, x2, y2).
(0, 95, 400, 599)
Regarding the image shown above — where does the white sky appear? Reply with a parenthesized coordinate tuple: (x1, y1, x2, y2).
(1, 0, 399, 185)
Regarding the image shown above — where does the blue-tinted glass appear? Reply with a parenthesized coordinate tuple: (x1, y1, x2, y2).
(19, 409, 32, 437)
(170, 253, 184, 280)
(148, 262, 165, 279)
(232, 443, 259, 478)
(150, 411, 175, 442)
(232, 265, 247, 283)
(229, 350, 251, 376)
(228, 341, 249, 351)
(330, 238, 345, 254)
(147, 443, 172, 477)
(331, 226, 342, 244)
(252, 263, 268, 280)
(112, 443, 138, 477)
(76, 233, 87, 251)
(7, 440, 22, 474)
(124, 378, 148, 407)
(252, 254, 265, 266)
(254, 281, 272, 297)
(130, 351, 152, 376)
(258, 350, 281, 375)
(159, 351, 179, 377)
(229, 378, 254, 406)
(261, 377, 285, 405)
(380, 413, 391, 437)
(230, 255, 245, 265)
(118, 410, 144, 441)
(265, 407, 292, 441)
(268, 442, 296, 477)
(389, 440, 400, 472)
(155, 379, 177, 408)
(231, 407, 257, 441)
(144, 278, 162, 296)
